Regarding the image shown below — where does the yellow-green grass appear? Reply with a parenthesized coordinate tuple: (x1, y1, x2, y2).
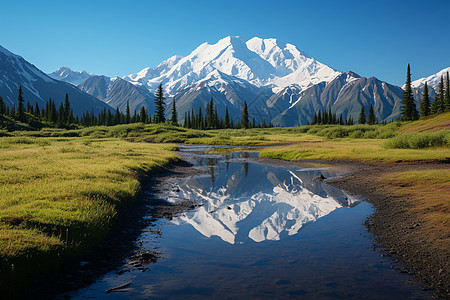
(259, 139, 450, 162)
(380, 169, 450, 250)
(400, 111, 450, 133)
(0, 136, 178, 260)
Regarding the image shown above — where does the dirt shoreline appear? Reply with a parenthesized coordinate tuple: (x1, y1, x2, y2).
(253, 157, 449, 299)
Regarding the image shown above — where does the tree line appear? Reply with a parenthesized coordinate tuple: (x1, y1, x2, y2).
(182, 98, 272, 129)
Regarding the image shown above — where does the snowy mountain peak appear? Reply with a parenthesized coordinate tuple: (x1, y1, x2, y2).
(410, 67, 450, 89)
(48, 66, 94, 85)
(123, 36, 340, 96)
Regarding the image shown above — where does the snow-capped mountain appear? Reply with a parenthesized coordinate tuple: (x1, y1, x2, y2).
(0, 45, 111, 115)
(408, 67, 450, 102)
(124, 36, 340, 96)
(272, 71, 404, 126)
(48, 67, 94, 85)
(78, 75, 156, 113)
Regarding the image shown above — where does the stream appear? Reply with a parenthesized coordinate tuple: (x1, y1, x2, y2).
(65, 145, 432, 299)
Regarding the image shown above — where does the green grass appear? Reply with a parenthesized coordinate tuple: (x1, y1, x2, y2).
(386, 130, 450, 149)
(0, 136, 177, 281)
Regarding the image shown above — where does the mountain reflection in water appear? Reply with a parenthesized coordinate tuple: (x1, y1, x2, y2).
(164, 152, 359, 244)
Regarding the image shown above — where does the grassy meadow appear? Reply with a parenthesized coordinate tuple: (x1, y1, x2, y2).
(0, 135, 177, 287)
(0, 111, 449, 292)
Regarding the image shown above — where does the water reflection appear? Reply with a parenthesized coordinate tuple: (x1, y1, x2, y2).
(165, 152, 359, 244)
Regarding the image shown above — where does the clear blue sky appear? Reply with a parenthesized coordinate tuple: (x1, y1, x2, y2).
(1, 0, 449, 86)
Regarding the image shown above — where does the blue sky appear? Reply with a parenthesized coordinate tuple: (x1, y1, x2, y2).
(1, 0, 449, 85)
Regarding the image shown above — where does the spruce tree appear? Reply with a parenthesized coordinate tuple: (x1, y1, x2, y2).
(241, 101, 249, 129)
(125, 101, 131, 124)
(400, 64, 419, 120)
(419, 82, 431, 117)
(140, 106, 147, 123)
(224, 107, 230, 128)
(114, 107, 121, 125)
(368, 103, 376, 124)
(445, 71, 450, 111)
(0, 96, 5, 115)
(64, 93, 70, 124)
(431, 76, 444, 114)
(359, 105, 366, 124)
(154, 84, 166, 123)
(170, 99, 178, 126)
(17, 86, 26, 122)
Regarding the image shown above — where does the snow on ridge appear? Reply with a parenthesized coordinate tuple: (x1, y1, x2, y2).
(409, 66, 450, 89)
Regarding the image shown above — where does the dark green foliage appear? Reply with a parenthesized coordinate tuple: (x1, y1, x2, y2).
(0, 96, 5, 115)
(445, 71, 450, 111)
(400, 64, 419, 121)
(125, 101, 131, 124)
(359, 105, 366, 124)
(170, 99, 178, 126)
(241, 101, 249, 129)
(431, 76, 445, 114)
(154, 84, 166, 123)
(368, 103, 376, 125)
(16, 86, 26, 122)
(224, 107, 230, 128)
(420, 82, 431, 117)
(139, 106, 147, 123)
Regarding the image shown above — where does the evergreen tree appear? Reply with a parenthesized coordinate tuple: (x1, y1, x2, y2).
(339, 114, 344, 125)
(431, 76, 444, 114)
(10, 106, 16, 118)
(0, 96, 5, 115)
(139, 106, 147, 123)
(57, 102, 65, 127)
(358, 105, 366, 124)
(224, 107, 230, 128)
(114, 107, 121, 125)
(317, 110, 322, 124)
(241, 101, 249, 129)
(445, 71, 450, 111)
(368, 103, 376, 124)
(34, 102, 40, 118)
(17, 86, 26, 122)
(64, 93, 70, 124)
(125, 101, 131, 124)
(419, 82, 431, 117)
(154, 84, 166, 123)
(106, 110, 113, 126)
(312, 112, 317, 125)
(198, 107, 203, 129)
(400, 64, 419, 120)
(170, 99, 178, 126)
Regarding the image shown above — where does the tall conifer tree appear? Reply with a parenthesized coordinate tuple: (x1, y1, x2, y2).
(419, 82, 431, 117)
(241, 102, 249, 129)
(445, 71, 450, 111)
(401, 64, 419, 120)
(154, 84, 166, 123)
(170, 99, 178, 126)
(17, 86, 26, 122)
(125, 101, 131, 124)
(368, 103, 376, 124)
(359, 105, 366, 124)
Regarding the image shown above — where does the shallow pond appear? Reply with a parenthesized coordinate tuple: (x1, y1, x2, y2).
(67, 145, 431, 299)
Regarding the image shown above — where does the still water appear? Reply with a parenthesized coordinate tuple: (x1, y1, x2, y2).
(67, 145, 431, 299)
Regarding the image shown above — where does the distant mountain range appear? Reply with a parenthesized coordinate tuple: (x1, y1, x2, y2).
(0, 46, 110, 115)
(0, 38, 447, 124)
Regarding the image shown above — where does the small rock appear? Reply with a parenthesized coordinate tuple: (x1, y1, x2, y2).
(314, 174, 326, 181)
